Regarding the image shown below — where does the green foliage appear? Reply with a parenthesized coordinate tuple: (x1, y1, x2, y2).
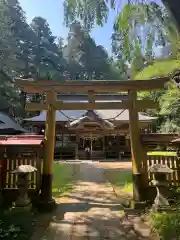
(111, 2, 179, 77)
(30, 16, 66, 80)
(62, 0, 179, 78)
(159, 83, 180, 132)
(111, 3, 148, 76)
(63, 0, 113, 30)
(150, 186, 180, 239)
(0, 210, 37, 240)
(0, 0, 35, 118)
(135, 59, 180, 80)
(64, 22, 122, 80)
(135, 59, 180, 133)
(0, 1, 123, 120)
(0, 71, 24, 118)
(150, 211, 180, 240)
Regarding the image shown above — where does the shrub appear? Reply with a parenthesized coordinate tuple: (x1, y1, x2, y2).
(150, 210, 180, 240)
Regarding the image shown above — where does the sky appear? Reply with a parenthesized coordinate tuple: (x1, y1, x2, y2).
(19, 0, 163, 55)
(19, 0, 116, 53)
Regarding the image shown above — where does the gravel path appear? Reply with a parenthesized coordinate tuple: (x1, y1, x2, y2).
(40, 162, 158, 239)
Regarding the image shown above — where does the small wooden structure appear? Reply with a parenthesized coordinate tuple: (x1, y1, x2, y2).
(0, 135, 43, 203)
(141, 133, 178, 151)
(16, 77, 170, 208)
(146, 154, 180, 186)
(141, 133, 180, 187)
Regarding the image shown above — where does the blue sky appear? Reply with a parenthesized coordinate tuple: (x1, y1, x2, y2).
(19, 0, 162, 54)
(19, 0, 116, 53)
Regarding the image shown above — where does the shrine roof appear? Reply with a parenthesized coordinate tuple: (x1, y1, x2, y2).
(68, 115, 114, 129)
(0, 112, 27, 133)
(0, 135, 44, 146)
(24, 109, 156, 122)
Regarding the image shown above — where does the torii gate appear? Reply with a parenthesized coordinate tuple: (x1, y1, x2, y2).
(16, 77, 169, 209)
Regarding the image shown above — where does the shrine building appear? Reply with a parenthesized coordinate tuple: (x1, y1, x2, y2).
(24, 93, 156, 160)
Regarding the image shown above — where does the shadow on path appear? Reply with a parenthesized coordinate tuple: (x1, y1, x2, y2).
(33, 162, 158, 240)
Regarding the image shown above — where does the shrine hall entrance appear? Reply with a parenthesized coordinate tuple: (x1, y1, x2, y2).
(77, 135, 128, 160)
(78, 136, 104, 160)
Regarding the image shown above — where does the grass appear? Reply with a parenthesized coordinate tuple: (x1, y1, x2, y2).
(105, 151, 177, 198)
(52, 162, 77, 198)
(104, 169, 133, 206)
(109, 170, 133, 193)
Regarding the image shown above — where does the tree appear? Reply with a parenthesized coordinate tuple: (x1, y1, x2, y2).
(30, 17, 66, 80)
(63, 0, 112, 30)
(159, 82, 180, 133)
(63, 1, 179, 79)
(162, 1, 180, 31)
(63, 0, 180, 32)
(0, 70, 23, 118)
(135, 58, 180, 133)
(63, 22, 122, 80)
(0, 0, 20, 74)
(111, 2, 179, 77)
(0, 0, 31, 118)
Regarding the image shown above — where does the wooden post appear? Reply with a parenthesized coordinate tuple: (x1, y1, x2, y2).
(103, 136, 106, 159)
(175, 146, 180, 184)
(90, 136, 93, 159)
(75, 135, 79, 160)
(128, 90, 148, 205)
(40, 91, 56, 210)
(117, 135, 121, 161)
(0, 148, 7, 190)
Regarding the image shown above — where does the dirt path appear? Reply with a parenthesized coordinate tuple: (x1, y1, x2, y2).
(39, 162, 158, 239)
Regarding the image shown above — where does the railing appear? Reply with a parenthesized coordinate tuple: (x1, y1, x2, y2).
(144, 153, 180, 186)
(0, 139, 43, 192)
(4, 156, 42, 190)
(140, 133, 180, 186)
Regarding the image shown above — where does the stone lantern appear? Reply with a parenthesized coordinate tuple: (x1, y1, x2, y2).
(12, 165, 37, 211)
(149, 164, 173, 211)
(172, 70, 180, 88)
(171, 137, 180, 157)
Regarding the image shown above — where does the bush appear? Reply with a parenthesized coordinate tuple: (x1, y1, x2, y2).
(150, 211, 180, 240)
(0, 210, 37, 240)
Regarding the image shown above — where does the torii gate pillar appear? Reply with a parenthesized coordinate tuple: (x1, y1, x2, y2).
(129, 90, 148, 206)
(39, 91, 56, 210)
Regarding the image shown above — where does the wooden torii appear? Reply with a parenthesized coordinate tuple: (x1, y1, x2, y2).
(16, 77, 169, 209)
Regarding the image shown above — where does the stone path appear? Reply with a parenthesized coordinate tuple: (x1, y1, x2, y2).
(41, 162, 159, 239)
